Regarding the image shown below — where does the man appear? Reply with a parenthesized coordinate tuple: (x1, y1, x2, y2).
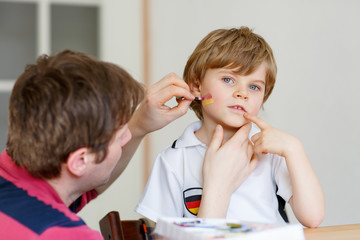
(0, 50, 256, 239)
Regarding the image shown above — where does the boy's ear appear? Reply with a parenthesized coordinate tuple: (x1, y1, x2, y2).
(189, 79, 201, 96)
(66, 147, 91, 177)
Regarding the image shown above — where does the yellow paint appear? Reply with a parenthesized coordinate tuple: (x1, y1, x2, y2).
(202, 98, 214, 106)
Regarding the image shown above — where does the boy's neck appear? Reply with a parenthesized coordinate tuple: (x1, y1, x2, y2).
(195, 121, 240, 146)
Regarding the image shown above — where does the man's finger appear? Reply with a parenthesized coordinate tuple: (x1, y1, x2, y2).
(148, 73, 194, 101)
(154, 72, 189, 90)
(156, 73, 194, 98)
(244, 112, 269, 130)
(159, 85, 194, 104)
(166, 100, 192, 119)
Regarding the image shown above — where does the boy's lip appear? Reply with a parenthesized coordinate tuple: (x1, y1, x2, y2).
(228, 105, 247, 112)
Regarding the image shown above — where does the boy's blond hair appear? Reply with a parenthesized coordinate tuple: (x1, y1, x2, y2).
(183, 27, 277, 120)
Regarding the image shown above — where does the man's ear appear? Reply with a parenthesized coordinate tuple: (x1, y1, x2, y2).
(66, 148, 91, 177)
(189, 79, 201, 97)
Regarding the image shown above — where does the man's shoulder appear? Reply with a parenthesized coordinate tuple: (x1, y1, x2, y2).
(0, 212, 101, 240)
(0, 175, 89, 236)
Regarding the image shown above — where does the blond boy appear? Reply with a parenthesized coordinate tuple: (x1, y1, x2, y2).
(136, 27, 324, 227)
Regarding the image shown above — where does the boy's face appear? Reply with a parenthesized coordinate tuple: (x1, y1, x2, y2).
(199, 63, 266, 129)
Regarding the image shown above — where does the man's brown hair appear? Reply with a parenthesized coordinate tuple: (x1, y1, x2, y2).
(7, 50, 144, 179)
(183, 27, 277, 120)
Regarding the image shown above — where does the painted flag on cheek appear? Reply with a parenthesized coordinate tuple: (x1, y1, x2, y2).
(201, 93, 214, 106)
(183, 188, 202, 215)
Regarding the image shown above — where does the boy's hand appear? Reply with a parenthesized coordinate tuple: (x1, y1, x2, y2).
(198, 123, 258, 218)
(244, 113, 325, 227)
(203, 124, 258, 194)
(244, 112, 301, 158)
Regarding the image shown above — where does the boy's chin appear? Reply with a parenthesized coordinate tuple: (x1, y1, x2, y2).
(221, 120, 249, 130)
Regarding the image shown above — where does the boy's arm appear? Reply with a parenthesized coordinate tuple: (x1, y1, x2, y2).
(96, 73, 194, 194)
(244, 113, 325, 228)
(285, 141, 325, 227)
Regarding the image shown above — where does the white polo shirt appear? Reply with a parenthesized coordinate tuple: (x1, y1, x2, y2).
(135, 121, 292, 224)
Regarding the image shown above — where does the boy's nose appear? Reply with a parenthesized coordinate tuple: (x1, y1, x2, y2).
(233, 88, 248, 100)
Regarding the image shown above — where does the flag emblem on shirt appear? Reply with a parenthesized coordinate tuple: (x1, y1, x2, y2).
(183, 188, 202, 216)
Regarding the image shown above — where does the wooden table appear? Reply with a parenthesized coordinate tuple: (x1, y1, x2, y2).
(304, 224, 360, 240)
(154, 223, 360, 240)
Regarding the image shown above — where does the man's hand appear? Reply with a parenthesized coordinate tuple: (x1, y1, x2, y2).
(129, 73, 194, 138)
(96, 73, 193, 194)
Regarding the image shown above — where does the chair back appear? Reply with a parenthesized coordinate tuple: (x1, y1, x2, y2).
(99, 211, 151, 240)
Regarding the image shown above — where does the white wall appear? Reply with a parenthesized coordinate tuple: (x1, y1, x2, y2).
(77, 0, 144, 231)
(148, 0, 360, 227)
(78, 0, 360, 231)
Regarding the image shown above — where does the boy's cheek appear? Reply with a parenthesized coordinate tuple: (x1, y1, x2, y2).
(248, 102, 263, 116)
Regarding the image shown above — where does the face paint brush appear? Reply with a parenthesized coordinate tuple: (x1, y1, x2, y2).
(176, 96, 204, 101)
(175, 94, 213, 105)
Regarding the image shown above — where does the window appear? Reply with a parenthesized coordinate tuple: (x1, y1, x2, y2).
(0, 0, 100, 149)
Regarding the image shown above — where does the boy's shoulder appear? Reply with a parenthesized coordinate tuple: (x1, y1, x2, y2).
(156, 121, 205, 164)
(165, 121, 203, 150)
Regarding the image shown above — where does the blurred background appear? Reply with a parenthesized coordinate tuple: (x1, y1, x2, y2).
(1, 0, 359, 231)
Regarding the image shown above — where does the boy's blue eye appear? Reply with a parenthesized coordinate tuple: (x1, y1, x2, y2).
(249, 85, 259, 91)
(223, 77, 233, 84)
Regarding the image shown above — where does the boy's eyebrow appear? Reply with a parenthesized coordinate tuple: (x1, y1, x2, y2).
(252, 79, 266, 85)
(218, 69, 236, 74)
